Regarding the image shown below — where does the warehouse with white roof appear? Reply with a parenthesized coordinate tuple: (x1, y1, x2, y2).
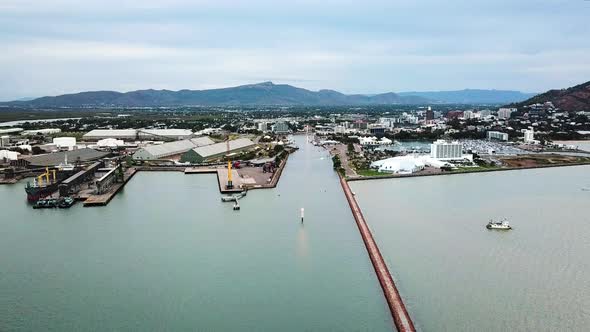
(180, 138, 256, 163)
(132, 137, 215, 160)
(83, 129, 194, 141)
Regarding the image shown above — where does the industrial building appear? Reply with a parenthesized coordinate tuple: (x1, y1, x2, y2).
(487, 131, 509, 141)
(22, 128, 62, 136)
(53, 137, 77, 150)
(132, 137, 215, 160)
(181, 138, 256, 163)
(0, 128, 24, 135)
(0, 150, 19, 161)
(430, 140, 463, 160)
(83, 129, 194, 141)
(21, 148, 110, 167)
(95, 138, 126, 148)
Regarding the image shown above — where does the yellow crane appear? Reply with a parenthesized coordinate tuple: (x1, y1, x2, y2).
(226, 139, 233, 189)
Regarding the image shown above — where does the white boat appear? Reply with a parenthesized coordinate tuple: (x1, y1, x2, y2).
(486, 219, 512, 230)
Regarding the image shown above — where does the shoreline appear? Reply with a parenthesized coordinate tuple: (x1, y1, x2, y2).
(347, 161, 590, 182)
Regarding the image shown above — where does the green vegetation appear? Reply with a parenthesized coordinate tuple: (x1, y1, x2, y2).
(356, 169, 391, 177)
(331, 155, 345, 176)
(451, 165, 500, 173)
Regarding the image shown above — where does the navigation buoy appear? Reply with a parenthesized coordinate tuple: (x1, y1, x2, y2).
(300, 208, 304, 222)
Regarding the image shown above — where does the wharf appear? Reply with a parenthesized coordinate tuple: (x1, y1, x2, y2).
(340, 176, 416, 332)
(217, 169, 244, 193)
(184, 167, 217, 174)
(83, 168, 137, 207)
(0, 178, 18, 184)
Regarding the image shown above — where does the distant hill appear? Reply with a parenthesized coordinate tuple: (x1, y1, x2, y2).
(398, 89, 537, 104)
(510, 80, 590, 111)
(3, 82, 431, 107)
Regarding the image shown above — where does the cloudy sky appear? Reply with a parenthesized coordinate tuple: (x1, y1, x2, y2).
(1, 0, 589, 100)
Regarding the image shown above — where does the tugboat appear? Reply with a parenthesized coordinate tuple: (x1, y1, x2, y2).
(33, 198, 59, 209)
(58, 196, 76, 208)
(486, 219, 512, 230)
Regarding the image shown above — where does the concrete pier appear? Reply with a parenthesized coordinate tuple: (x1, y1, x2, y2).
(83, 168, 137, 206)
(339, 177, 416, 332)
(184, 167, 217, 174)
(216, 169, 243, 193)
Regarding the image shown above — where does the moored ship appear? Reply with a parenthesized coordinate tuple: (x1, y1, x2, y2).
(25, 168, 71, 202)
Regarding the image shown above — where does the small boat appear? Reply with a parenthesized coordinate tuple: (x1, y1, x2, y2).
(233, 200, 240, 210)
(58, 196, 76, 208)
(486, 219, 512, 230)
(33, 198, 59, 209)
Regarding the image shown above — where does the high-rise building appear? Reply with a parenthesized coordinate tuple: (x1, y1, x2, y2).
(463, 110, 474, 120)
(498, 108, 516, 120)
(426, 107, 434, 120)
(272, 122, 290, 134)
(523, 128, 535, 143)
(487, 131, 509, 141)
(430, 140, 463, 159)
(446, 111, 464, 120)
(479, 109, 492, 117)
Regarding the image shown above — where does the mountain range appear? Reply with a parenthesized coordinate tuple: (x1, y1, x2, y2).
(511, 80, 590, 111)
(398, 89, 537, 104)
(2, 82, 537, 107)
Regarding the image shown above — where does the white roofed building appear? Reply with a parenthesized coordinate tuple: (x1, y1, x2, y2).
(96, 138, 126, 148)
(53, 137, 77, 150)
(0, 150, 20, 161)
(132, 137, 215, 160)
(181, 138, 256, 163)
(83, 129, 194, 141)
(370, 156, 425, 174)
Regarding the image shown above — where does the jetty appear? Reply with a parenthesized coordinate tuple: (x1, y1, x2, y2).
(83, 168, 137, 206)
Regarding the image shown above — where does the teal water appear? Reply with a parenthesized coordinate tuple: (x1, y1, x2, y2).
(350, 166, 590, 331)
(0, 137, 392, 331)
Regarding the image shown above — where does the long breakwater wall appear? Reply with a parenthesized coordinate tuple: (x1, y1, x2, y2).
(339, 176, 416, 332)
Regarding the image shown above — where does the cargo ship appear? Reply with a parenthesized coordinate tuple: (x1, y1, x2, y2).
(25, 168, 59, 202)
(24, 167, 73, 202)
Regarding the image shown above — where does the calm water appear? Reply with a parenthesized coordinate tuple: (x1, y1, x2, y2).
(0, 136, 392, 331)
(0, 117, 81, 127)
(351, 166, 590, 331)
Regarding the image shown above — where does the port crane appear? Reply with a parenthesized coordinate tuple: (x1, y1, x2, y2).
(226, 138, 233, 189)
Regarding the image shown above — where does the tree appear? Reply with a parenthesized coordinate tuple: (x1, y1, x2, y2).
(273, 144, 284, 154)
(31, 146, 44, 155)
(332, 155, 342, 171)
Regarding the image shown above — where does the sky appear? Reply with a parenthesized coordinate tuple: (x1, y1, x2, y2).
(0, 0, 589, 100)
